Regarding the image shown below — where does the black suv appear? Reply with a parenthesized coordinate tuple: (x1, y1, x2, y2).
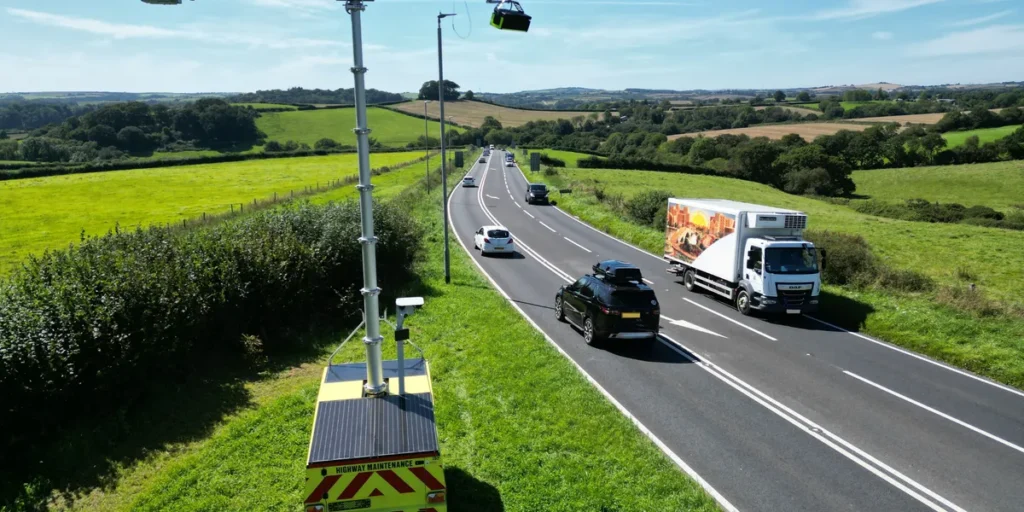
(525, 183, 549, 204)
(554, 260, 661, 345)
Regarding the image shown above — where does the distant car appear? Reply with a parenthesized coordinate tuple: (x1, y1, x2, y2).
(505, 160, 515, 167)
(462, 176, 476, 187)
(479, 157, 487, 163)
(474, 225, 514, 256)
(489, 144, 495, 150)
(555, 260, 660, 346)
(525, 183, 549, 204)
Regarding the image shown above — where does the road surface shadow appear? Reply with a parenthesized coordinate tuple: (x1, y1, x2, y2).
(513, 299, 555, 311)
(761, 290, 875, 332)
(481, 251, 524, 259)
(599, 336, 698, 364)
(444, 466, 504, 512)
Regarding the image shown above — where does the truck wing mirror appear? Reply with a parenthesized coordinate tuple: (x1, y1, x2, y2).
(745, 259, 755, 270)
(819, 249, 827, 271)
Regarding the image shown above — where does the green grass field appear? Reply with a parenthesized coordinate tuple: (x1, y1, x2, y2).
(232, 103, 298, 111)
(0, 151, 425, 273)
(853, 160, 1024, 210)
(42, 167, 718, 512)
(840, 100, 894, 110)
(533, 149, 597, 167)
(942, 125, 1021, 147)
(534, 164, 1024, 388)
(256, 107, 441, 148)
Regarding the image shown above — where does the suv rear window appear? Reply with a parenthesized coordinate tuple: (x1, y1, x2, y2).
(530, 184, 547, 191)
(487, 229, 510, 238)
(604, 289, 657, 309)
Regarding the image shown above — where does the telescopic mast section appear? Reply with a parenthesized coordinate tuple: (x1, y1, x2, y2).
(346, 0, 387, 397)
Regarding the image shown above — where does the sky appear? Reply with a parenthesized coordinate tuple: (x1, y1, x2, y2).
(1, 0, 1023, 94)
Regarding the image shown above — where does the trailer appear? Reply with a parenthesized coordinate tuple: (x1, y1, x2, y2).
(664, 199, 825, 316)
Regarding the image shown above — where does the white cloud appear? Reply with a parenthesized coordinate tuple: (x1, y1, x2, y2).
(907, 24, 1024, 56)
(5, 8, 343, 49)
(872, 31, 893, 40)
(946, 10, 1014, 27)
(810, 0, 945, 21)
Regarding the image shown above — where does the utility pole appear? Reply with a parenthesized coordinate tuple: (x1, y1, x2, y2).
(347, 0, 385, 396)
(437, 12, 455, 284)
(424, 100, 431, 191)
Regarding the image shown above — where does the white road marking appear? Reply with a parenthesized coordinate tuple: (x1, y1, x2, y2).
(846, 371, 1024, 456)
(642, 278, 654, 285)
(513, 201, 522, 208)
(661, 315, 726, 338)
(486, 194, 500, 200)
(563, 237, 592, 253)
(657, 332, 967, 512)
(524, 210, 535, 219)
(807, 316, 1024, 400)
(539, 221, 556, 233)
(682, 298, 778, 341)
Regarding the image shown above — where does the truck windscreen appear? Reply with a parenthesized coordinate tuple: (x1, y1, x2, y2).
(765, 247, 818, 275)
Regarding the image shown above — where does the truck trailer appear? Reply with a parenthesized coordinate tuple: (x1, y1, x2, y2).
(664, 199, 825, 316)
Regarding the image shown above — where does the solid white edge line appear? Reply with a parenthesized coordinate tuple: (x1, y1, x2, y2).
(563, 236, 592, 253)
(807, 316, 1024, 399)
(845, 371, 1024, 456)
(483, 154, 965, 512)
(682, 298, 778, 341)
(450, 153, 741, 512)
(656, 333, 965, 512)
(539, 221, 556, 233)
(525, 160, 1018, 400)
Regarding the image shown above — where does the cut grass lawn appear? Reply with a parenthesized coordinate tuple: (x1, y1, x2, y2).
(852, 160, 1024, 211)
(256, 107, 440, 148)
(942, 125, 1022, 147)
(0, 151, 426, 274)
(390, 100, 589, 128)
(533, 165, 1024, 388)
(530, 148, 598, 167)
(36, 165, 719, 512)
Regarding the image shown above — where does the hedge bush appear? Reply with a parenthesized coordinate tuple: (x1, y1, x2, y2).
(576, 155, 717, 176)
(0, 200, 419, 456)
(538, 154, 566, 167)
(804, 230, 876, 286)
(624, 190, 672, 228)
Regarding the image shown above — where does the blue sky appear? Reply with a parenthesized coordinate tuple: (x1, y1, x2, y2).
(1, 0, 1022, 94)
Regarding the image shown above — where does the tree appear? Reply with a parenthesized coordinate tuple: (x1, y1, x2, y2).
(773, 90, 786, 103)
(795, 91, 812, 102)
(874, 88, 889, 100)
(0, 140, 18, 160)
(314, 138, 341, 150)
(264, 140, 283, 152)
(18, 137, 63, 162)
(116, 126, 149, 153)
(0, 129, 7, 140)
(463, 90, 475, 100)
(87, 124, 118, 147)
(417, 80, 460, 101)
(480, 116, 503, 131)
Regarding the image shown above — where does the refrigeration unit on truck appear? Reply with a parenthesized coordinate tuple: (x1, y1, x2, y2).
(663, 199, 825, 316)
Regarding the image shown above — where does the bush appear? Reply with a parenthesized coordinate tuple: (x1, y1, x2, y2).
(624, 190, 672, 227)
(804, 230, 876, 285)
(314, 138, 341, 150)
(963, 205, 1003, 221)
(783, 167, 834, 195)
(0, 200, 419, 458)
(539, 154, 566, 167)
(936, 285, 1002, 318)
(874, 266, 933, 292)
(264, 140, 283, 152)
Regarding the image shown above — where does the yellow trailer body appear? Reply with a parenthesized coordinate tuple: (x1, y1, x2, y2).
(304, 359, 447, 512)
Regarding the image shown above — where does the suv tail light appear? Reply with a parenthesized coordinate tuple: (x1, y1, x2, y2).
(600, 306, 620, 316)
(508, 238, 514, 244)
(652, 308, 660, 316)
(483, 237, 490, 243)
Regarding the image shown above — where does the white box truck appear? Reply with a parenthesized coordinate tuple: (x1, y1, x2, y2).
(664, 199, 825, 316)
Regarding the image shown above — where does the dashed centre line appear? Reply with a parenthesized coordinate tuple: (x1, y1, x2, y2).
(563, 237, 592, 253)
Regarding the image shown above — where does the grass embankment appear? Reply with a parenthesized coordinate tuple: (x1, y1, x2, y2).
(535, 165, 1024, 389)
(942, 125, 1022, 147)
(0, 151, 426, 273)
(256, 107, 441, 148)
(46, 160, 718, 512)
(852, 160, 1024, 211)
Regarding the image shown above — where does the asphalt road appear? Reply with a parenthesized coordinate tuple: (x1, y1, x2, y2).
(448, 150, 1024, 512)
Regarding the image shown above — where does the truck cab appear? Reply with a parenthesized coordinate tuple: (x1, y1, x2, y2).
(741, 237, 821, 315)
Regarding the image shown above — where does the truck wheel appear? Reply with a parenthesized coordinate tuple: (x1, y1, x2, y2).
(735, 290, 752, 316)
(554, 297, 565, 322)
(683, 269, 696, 292)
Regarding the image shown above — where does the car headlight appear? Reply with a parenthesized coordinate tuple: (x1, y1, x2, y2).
(763, 298, 777, 305)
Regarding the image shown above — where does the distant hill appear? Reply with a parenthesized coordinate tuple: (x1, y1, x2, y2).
(228, 87, 404, 106)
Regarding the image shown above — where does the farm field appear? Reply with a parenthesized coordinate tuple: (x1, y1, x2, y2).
(669, 122, 870, 141)
(389, 100, 590, 128)
(848, 109, 1004, 126)
(36, 170, 718, 512)
(852, 160, 1024, 211)
(755, 105, 819, 116)
(256, 107, 439, 147)
(942, 125, 1021, 147)
(534, 165, 1024, 387)
(232, 102, 299, 111)
(0, 151, 425, 273)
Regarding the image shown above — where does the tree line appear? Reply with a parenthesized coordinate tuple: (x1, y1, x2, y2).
(229, 86, 404, 105)
(0, 99, 263, 163)
(0, 99, 96, 131)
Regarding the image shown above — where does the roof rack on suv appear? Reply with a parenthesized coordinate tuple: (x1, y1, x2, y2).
(593, 260, 643, 284)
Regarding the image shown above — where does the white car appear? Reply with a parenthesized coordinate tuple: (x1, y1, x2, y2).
(505, 160, 514, 167)
(489, 144, 495, 150)
(474, 225, 514, 256)
(462, 176, 476, 187)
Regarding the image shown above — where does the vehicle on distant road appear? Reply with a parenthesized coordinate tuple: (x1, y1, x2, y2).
(489, 144, 495, 150)
(479, 156, 487, 163)
(664, 198, 824, 316)
(462, 176, 477, 187)
(555, 260, 660, 346)
(474, 225, 514, 256)
(524, 183, 549, 204)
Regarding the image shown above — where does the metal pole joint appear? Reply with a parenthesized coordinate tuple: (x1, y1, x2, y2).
(362, 334, 384, 346)
(350, 66, 367, 74)
(360, 286, 382, 296)
(355, 183, 375, 191)
(353, 127, 372, 135)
